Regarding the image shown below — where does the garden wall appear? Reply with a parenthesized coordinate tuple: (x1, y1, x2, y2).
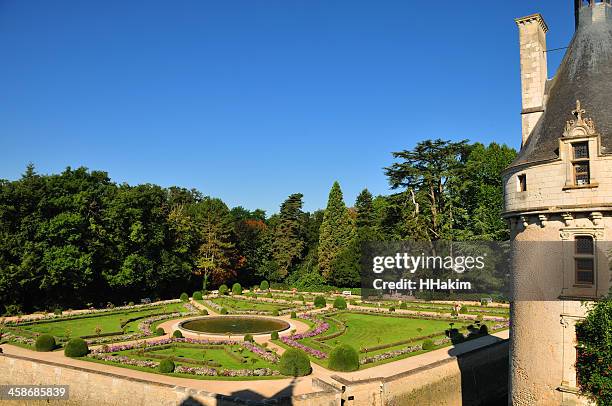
(333, 339, 509, 406)
(0, 354, 340, 406)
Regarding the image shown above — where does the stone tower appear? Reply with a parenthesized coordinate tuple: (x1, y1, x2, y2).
(504, 1, 612, 405)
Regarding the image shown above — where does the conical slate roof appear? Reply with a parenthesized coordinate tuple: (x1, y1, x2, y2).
(511, 4, 612, 168)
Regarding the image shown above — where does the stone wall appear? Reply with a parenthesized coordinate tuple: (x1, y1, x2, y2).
(0, 340, 508, 406)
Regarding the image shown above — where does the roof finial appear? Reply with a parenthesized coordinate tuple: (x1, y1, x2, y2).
(572, 100, 586, 121)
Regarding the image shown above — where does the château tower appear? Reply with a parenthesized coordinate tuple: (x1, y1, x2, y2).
(504, 1, 612, 404)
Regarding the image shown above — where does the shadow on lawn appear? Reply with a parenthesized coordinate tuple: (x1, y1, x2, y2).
(447, 332, 509, 406)
(178, 378, 298, 406)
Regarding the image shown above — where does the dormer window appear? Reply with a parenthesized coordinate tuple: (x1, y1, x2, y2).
(572, 142, 590, 186)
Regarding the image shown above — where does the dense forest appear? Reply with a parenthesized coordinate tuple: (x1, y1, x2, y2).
(0, 140, 516, 314)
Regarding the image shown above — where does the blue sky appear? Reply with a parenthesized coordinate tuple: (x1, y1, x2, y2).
(0, 1, 575, 214)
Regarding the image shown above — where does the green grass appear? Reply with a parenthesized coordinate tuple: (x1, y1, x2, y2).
(210, 297, 290, 312)
(16, 302, 188, 339)
(356, 301, 509, 317)
(126, 344, 275, 370)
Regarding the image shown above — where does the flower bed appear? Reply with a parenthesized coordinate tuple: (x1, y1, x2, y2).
(278, 313, 330, 359)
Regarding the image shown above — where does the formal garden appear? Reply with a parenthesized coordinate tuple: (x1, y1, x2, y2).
(0, 283, 510, 380)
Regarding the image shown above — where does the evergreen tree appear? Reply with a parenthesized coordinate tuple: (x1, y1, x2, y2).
(318, 182, 355, 281)
(271, 193, 305, 279)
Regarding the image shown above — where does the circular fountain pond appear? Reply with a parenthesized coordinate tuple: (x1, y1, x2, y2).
(179, 316, 290, 335)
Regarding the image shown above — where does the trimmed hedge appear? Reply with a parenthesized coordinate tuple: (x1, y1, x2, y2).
(232, 283, 242, 295)
(244, 334, 254, 342)
(422, 339, 435, 350)
(192, 291, 203, 300)
(200, 309, 209, 315)
(314, 296, 326, 308)
(260, 280, 269, 291)
(290, 311, 297, 319)
(271, 331, 279, 340)
(180, 292, 189, 302)
(399, 302, 408, 310)
(159, 359, 175, 373)
(218, 284, 229, 295)
(220, 308, 228, 315)
(279, 349, 311, 377)
(333, 297, 347, 310)
(172, 330, 183, 338)
(328, 344, 359, 372)
(64, 338, 89, 357)
(35, 334, 56, 352)
(271, 309, 279, 316)
(156, 327, 165, 336)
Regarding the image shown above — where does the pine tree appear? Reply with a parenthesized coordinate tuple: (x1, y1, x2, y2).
(271, 193, 305, 279)
(318, 182, 355, 281)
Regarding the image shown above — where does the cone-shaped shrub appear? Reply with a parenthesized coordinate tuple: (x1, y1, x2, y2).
(35, 334, 56, 352)
(279, 349, 311, 377)
(64, 338, 88, 357)
(328, 344, 359, 372)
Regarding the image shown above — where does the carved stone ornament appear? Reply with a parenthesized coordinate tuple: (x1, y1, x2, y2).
(564, 100, 597, 137)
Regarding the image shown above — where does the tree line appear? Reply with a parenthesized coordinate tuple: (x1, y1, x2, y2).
(0, 140, 516, 314)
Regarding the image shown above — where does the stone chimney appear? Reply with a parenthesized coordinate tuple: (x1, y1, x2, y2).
(515, 14, 548, 147)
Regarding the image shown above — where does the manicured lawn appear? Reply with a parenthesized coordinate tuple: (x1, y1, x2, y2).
(17, 302, 188, 339)
(357, 301, 509, 316)
(210, 297, 289, 312)
(127, 344, 276, 370)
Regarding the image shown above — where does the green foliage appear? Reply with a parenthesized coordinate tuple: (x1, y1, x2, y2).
(389, 306, 395, 312)
(278, 349, 312, 377)
(200, 309, 209, 315)
(479, 324, 488, 335)
(271, 194, 306, 279)
(459, 305, 468, 314)
(399, 302, 408, 310)
(159, 359, 175, 373)
(218, 284, 229, 295)
(192, 291, 202, 300)
(243, 334, 254, 342)
(575, 297, 612, 405)
(232, 283, 242, 295)
(290, 311, 297, 319)
(271, 309, 279, 316)
(156, 327, 165, 336)
(318, 182, 356, 281)
(35, 334, 56, 352)
(172, 330, 183, 338)
(179, 292, 189, 302)
(333, 297, 347, 310)
(260, 280, 269, 291)
(328, 344, 359, 372)
(271, 331, 279, 340)
(64, 338, 88, 357)
(314, 296, 326, 308)
(54, 308, 62, 316)
(220, 308, 228, 315)
(422, 339, 435, 351)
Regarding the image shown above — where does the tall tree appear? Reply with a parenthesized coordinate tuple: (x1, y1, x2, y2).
(318, 182, 355, 281)
(270, 193, 305, 280)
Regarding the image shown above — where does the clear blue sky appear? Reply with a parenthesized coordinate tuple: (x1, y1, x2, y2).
(0, 1, 575, 214)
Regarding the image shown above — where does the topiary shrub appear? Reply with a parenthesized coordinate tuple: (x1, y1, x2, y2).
(260, 280, 269, 291)
(244, 334, 254, 342)
(218, 284, 229, 295)
(314, 296, 326, 308)
(399, 302, 408, 310)
(479, 324, 489, 335)
(389, 306, 396, 312)
(180, 292, 189, 302)
(172, 330, 183, 338)
(35, 334, 56, 352)
(220, 307, 228, 315)
(278, 349, 311, 377)
(290, 311, 297, 319)
(266, 292, 273, 298)
(459, 305, 468, 314)
(53, 308, 62, 316)
(156, 327, 165, 336)
(159, 359, 175, 373)
(64, 338, 88, 357)
(328, 344, 359, 372)
(271, 331, 279, 340)
(333, 297, 347, 310)
(192, 291, 203, 300)
(232, 283, 242, 295)
(200, 309, 209, 315)
(128, 301, 135, 306)
(422, 339, 435, 351)
(271, 309, 279, 316)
